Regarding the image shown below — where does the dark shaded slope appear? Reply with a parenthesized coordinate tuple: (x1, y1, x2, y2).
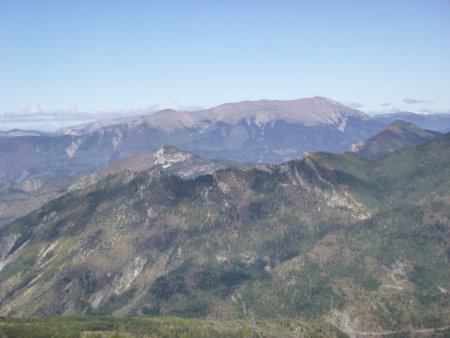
(352, 120, 441, 159)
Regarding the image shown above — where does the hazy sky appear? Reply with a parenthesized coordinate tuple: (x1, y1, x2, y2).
(1, 0, 450, 125)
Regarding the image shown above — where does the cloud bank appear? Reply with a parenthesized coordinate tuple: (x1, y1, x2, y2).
(0, 103, 207, 131)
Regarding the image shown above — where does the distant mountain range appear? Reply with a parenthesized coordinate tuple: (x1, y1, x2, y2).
(1, 131, 448, 336)
(373, 111, 450, 132)
(0, 129, 53, 138)
(0, 96, 386, 183)
(3, 97, 450, 185)
(1, 119, 440, 230)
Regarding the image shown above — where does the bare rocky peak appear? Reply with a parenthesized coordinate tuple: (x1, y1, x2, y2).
(59, 97, 370, 136)
(69, 145, 223, 191)
(143, 109, 199, 132)
(107, 145, 224, 178)
(59, 109, 202, 136)
(58, 115, 146, 136)
(191, 96, 370, 127)
(108, 145, 195, 174)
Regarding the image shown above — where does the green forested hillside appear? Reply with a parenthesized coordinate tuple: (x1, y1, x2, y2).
(351, 119, 441, 159)
(0, 133, 449, 337)
(0, 316, 347, 338)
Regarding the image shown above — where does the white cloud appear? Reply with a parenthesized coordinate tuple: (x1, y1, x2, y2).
(4, 104, 43, 116)
(0, 103, 208, 131)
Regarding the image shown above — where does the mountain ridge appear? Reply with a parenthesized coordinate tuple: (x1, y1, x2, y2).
(373, 111, 450, 132)
(68, 145, 230, 191)
(351, 120, 442, 159)
(0, 96, 385, 183)
(0, 146, 232, 228)
(0, 132, 448, 336)
(58, 96, 370, 136)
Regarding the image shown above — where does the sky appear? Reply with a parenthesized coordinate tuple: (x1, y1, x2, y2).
(1, 0, 450, 130)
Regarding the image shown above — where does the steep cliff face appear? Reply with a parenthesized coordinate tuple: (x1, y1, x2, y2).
(0, 134, 449, 336)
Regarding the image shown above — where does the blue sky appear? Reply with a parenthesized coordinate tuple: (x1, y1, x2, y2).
(1, 0, 449, 129)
